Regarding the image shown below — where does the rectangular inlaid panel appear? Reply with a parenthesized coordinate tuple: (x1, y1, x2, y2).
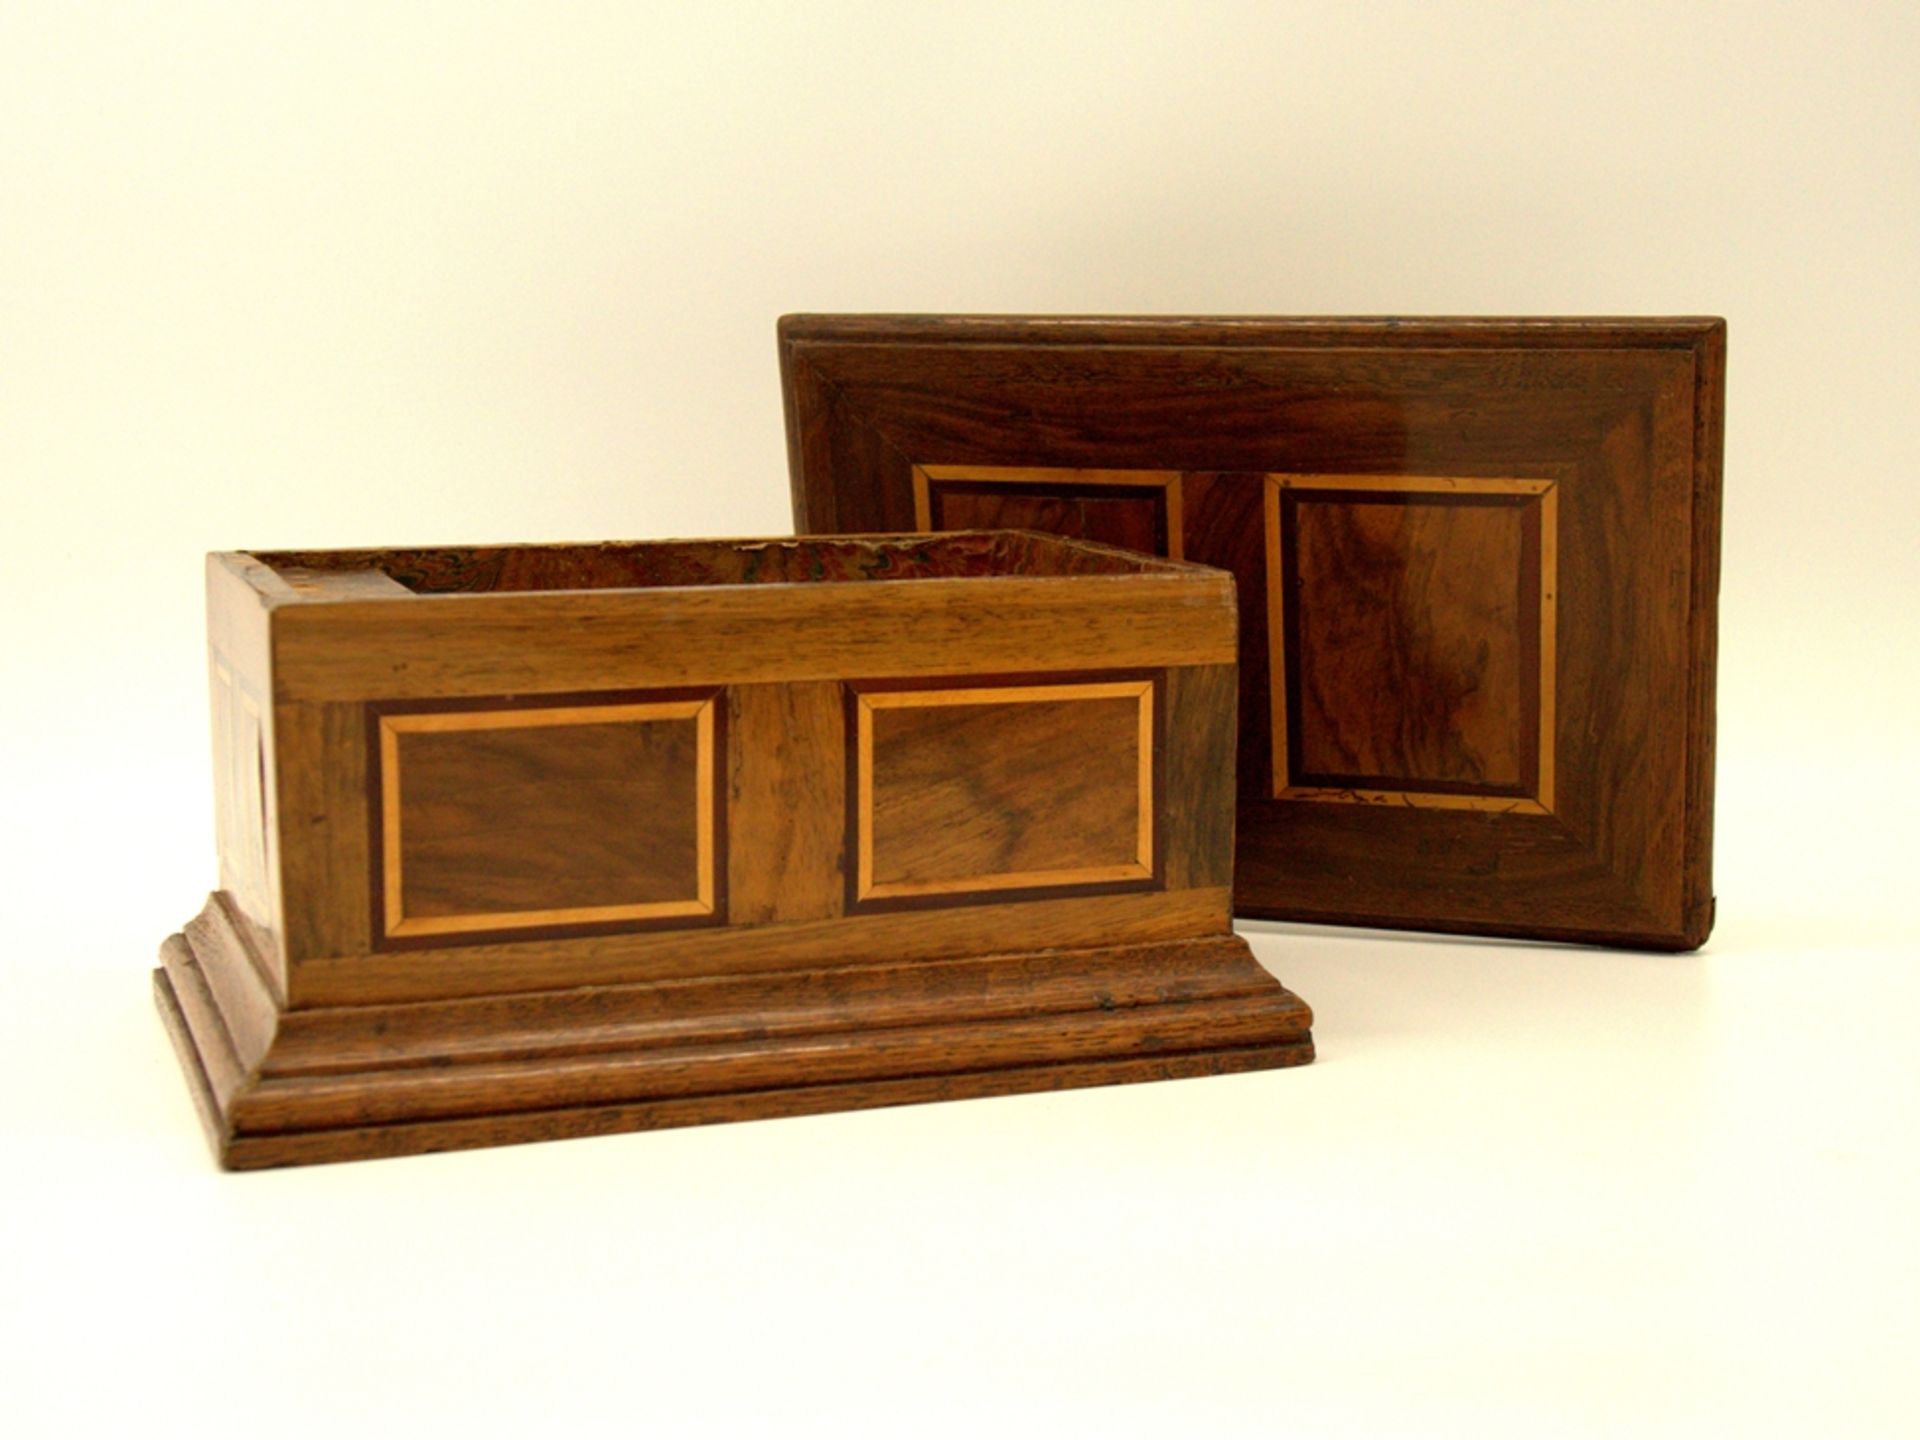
(1265, 475, 1557, 814)
(848, 676, 1160, 909)
(373, 693, 721, 943)
(912, 466, 1184, 558)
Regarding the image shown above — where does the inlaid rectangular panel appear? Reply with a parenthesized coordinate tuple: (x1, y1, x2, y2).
(847, 675, 1160, 910)
(912, 465, 1184, 558)
(372, 691, 722, 944)
(1265, 474, 1557, 814)
(783, 314, 1725, 949)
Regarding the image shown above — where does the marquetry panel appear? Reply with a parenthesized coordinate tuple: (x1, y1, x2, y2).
(1264, 475, 1557, 813)
(912, 466, 1184, 558)
(848, 676, 1160, 909)
(372, 692, 722, 944)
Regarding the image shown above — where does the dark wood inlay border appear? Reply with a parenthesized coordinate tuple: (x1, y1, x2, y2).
(1264, 473, 1558, 814)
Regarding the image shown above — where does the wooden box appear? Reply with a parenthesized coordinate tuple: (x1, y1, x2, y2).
(781, 315, 1725, 950)
(156, 533, 1312, 1168)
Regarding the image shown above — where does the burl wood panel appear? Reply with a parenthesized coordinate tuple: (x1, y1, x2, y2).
(1293, 499, 1524, 785)
(853, 678, 1156, 906)
(375, 696, 719, 943)
(157, 534, 1311, 1167)
(780, 314, 1725, 949)
(1269, 474, 1556, 812)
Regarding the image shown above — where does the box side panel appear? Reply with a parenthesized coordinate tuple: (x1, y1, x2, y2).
(206, 555, 286, 997)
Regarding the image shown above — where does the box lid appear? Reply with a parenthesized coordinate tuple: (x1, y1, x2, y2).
(779, 314, 1724, 950)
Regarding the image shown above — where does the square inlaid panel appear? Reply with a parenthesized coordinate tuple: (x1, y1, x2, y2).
(912, 466, 1184, 558)
(372, 692, 722, 944)
(847, 676, 1160, 910)
(1266, 474, 1557, 814)
(783, 315, 1725, 948)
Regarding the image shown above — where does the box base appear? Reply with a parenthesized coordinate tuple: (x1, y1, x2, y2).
(154, 895, 1313, 1169)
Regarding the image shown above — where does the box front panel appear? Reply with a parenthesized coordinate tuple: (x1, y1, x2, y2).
(276, 653, 1235, 1005)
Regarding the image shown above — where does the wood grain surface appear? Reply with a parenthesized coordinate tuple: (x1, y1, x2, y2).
(914, 466, 1183, 558)
(855, 679, 1154, 904)
(290, 886, 1233, 1007)
(1271, 475, 1553, 808)
(779, 314, 1724, 949)
(376, 698, 716, 941)
(726, 681, 845, 925)
(1292, 497, 1526, 787)
(267, 572, 1235, 702)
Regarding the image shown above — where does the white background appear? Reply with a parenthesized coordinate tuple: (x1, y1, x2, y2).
(4, 3, 1917, 1435)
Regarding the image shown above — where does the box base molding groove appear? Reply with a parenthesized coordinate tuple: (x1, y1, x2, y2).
(156, 892, 1312, 1170)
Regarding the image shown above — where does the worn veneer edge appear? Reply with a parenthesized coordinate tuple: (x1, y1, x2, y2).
(1680, 320, 1726, 950)
(775, 312, 1733, 352)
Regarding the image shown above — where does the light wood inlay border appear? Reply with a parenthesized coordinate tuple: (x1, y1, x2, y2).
(378, 699, 717, 939)
(1264, 473, 1558, 815)
(853, 680, 1156, 902)
(912, 465, 1185, 558)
